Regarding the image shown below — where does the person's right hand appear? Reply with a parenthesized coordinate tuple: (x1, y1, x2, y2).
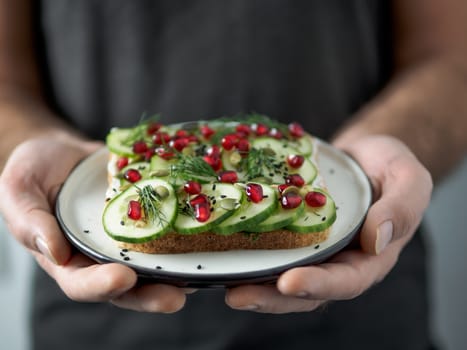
(0, 133, 187, 312)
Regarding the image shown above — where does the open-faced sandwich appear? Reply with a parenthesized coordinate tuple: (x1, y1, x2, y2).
(102, 115, 336, 253)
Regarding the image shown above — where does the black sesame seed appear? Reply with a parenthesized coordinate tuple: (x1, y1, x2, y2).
(156, 265, 162, 270)
(263, 195, 269, 198)
(120, 252, 125, 257)
(120, 220, 125, 226)
(122, 249, 129, 252)
(220, 195, 227, 198)
(304, 216, 309, 222)
(212, 199, 217, 205)
(240, 216, 247, 220)
(321, 216, 327, 221)
(197, 264, 202, 270)
(314, 245, 320, 249)
(83, 230, 90, 233)
(212, 184, 216, 191)
(112, 188, 117, 192)
(105, 198, 111, 202)
(210, 207, 214, 212)
(123, 256, 130, 261)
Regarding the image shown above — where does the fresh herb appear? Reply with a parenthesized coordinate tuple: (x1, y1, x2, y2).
(122, 113, 160, 146)
(245, 147, 286, 181)
(170, 154, 217, 182)
(137, 184, 167, 227)
(217, 113, 289, 136)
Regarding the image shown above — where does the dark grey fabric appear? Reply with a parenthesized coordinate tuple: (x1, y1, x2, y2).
(31, 1, 434, 349)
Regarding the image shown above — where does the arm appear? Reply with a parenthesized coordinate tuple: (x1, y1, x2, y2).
(0, 0, 186, 312)
(335, 0, 467, 181)
(226, 0, 467, 312)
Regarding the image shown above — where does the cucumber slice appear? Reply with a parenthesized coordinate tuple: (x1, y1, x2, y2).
(102, 179, 177, 243)
(250, 201, 305, 233)
(286, 189, 336, 233)
(106, 127, 139, 157)
(251, 137, 317, 184)
(213, 183, 278, 235)
(174, 183, 243, 234)
(289, 134, 314, 156)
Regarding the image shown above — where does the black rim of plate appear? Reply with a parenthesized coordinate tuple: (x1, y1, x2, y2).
(56, 138, 372, 288)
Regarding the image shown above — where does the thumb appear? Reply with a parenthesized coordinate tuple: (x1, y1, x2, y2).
(359, 156, 432, 255)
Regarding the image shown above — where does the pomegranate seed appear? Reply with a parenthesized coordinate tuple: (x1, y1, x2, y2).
(218, 170, 238, 183)
(155, 147, 175, 160)
(184, 180, 202, 195)
(152, 132, 171, 145)
(200, 125, 215, 139)
(288, 122, 305, 138)
(188, 135, 199, 143)
(254, 123, 269, 136)
(124, 169, 142, 183)
(170, 137, 189, 151)
(175, 129, 189, 138)
(281, 192, 302, 209)
(235, 124, 251, 136)
(194, 202, 211, 222)
(127, 200, 142, 220)
(236, 138, 250, 156)
(277, 183, 290, 195)
(206, 145, 221, 158)
(269, 128, 283, 139)
(246, 183, 264, 203)
(144, 148, 155, 161)
(147, 122, 162, 135)
(190, 194, 209, 206)
(221, 134, 239, 151)
(305, 191, 327, 207)
(132, 141, 148, 154)
(287, 154, 305, 168)
(203, 155, 222, 171)
(116, 157, 129, 170)
(285, 174, 305, 187)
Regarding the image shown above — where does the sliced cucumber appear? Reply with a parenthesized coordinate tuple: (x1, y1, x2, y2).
(250, 201, 305, 233)
(213, 183, 278, 235)
(106, 127, 138, 157)
(174, 183, 243, 234)
(289, 134, 314, 156)
(251, 137, 317, 184)
(286, 189, 336, 233)
(102, 179, 177, 243)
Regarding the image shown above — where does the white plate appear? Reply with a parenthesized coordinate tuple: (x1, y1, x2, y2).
(56, 140, 371, 288)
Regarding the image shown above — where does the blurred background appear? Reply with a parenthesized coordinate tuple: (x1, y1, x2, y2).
(1, 157, 466, 350)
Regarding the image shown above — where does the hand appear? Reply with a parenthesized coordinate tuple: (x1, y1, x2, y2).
(0, 134, 187, 312)
(225, 135, 432, 313)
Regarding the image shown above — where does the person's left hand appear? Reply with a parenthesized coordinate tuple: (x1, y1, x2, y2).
(225, 135, 432, 313)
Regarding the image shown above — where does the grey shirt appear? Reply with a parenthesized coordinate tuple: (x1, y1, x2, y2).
(32, 1, 433, 349)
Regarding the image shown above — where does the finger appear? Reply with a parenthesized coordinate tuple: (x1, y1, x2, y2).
(111, 284, 186, 313)
(225, 285, 325, 313)
(277, 244, 401, 300)
(33, 251, 138, 302)
(360, 155, 432, 255)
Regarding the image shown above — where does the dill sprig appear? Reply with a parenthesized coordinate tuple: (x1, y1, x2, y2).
(170, 154, 217, 182)
(122, 113, 161, 146)
(245, 147, 286, 180)
(137, 185, 167, 227)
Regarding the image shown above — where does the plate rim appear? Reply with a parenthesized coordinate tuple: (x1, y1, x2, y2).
(56, 138, 372, 288)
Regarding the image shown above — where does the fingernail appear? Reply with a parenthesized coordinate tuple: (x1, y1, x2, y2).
(375, 220, 393, 254)
(35, 237, 58, 265)
(235, 304, 259, 311)
(296, 291, 309, 298)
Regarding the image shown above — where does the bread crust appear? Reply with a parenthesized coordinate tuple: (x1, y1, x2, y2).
(118, 229, 329, 254)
